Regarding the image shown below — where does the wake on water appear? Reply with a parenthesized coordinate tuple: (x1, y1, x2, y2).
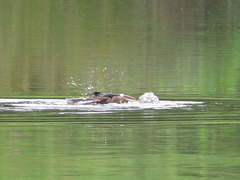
(0, 92, 202, 113)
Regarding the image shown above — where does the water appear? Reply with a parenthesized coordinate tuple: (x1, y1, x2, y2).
(0, 95, 202, 113)
(1, 0, 240, 179)
(1, 0, 240, 98)
(1, 97, 240, 179)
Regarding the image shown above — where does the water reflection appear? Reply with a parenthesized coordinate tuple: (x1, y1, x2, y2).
(0, 0, 240, 98)
(0, 109, 240, 179)
(1, 0, 240, 179)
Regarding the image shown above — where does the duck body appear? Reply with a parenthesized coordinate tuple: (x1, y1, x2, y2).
(66, 91, 136, 105)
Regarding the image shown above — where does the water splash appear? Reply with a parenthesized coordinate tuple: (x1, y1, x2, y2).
(138, 92, 160, 103)
(0, 96, 203, 113)
(67, 67, 125, 96)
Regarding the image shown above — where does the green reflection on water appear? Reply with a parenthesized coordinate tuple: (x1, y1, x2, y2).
(0, 98, 240, 179)
(0, 99, 240, 179)
(1, 0, 240, 179)
(0, 117, 240, 180)
(0, 0, 240, 98)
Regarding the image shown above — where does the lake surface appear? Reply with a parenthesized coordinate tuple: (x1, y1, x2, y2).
(0, 98, 240, 180)
(1, 0, 240, 179)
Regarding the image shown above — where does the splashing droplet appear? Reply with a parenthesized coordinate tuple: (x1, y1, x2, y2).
(67, 67, 125, 95)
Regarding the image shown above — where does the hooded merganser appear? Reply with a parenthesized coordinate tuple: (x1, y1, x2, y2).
(66, 91, 136, 105)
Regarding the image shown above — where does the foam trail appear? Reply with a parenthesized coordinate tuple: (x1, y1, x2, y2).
(0, 92, 203, 112)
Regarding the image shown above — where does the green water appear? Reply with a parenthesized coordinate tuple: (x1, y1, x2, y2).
(1, 102, 240, 180)
(1, 0, 240, 179)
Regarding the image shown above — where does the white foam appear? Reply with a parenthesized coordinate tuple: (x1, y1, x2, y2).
(0, 92, 203, 112)
(138, 92, 160, 103)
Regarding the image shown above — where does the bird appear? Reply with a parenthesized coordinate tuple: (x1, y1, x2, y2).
(66, 91, 136, 105)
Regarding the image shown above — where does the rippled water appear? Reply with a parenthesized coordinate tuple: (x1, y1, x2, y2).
(1, 0, 240, 179)
(1, 97, 240, 179)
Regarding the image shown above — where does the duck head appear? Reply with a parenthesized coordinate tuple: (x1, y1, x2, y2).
(90, 91, 104, 97)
